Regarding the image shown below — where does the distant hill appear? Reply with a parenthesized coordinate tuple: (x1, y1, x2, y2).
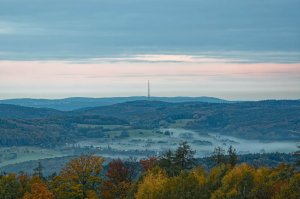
(0, 104, 65, 119)
(0, 96, 229, 111)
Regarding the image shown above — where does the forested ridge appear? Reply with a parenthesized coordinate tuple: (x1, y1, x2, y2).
(0, 143, 299, 199)
(0, 100, 300, 147)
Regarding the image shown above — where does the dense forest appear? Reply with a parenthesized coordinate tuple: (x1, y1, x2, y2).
(1, 152, 298, 177)
(0, 100, 300, 147)
(0, 143, 299, 199)
(0, 115, 128, 146)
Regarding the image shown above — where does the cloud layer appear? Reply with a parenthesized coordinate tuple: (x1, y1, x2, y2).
(0, 0, 299, 61)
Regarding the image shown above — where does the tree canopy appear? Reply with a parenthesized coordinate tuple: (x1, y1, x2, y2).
(0, 144, 298, 199)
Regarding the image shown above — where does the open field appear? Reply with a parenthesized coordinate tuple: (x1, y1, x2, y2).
(75, 128, 299, 158)
(0, 147, 68, 167)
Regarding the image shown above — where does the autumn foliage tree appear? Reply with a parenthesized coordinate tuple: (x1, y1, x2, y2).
(51, 154, 104, 199)
(275, 173, 300, 199)
(17, 172, 31, 197)
(0, 173, 21, 199)
(101, 159, 131, 199)
(211, 164, 257, 199)
(135, 167, 168, 199)
(139, 156, 158, 172)
(160, 167, 209, 199)
(0, 143, 299, 199)
(23, 179, 54, 199)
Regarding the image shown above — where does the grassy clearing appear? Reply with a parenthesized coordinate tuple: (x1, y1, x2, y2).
(77, 124, 131, 130)
(104, 129, 165, 139)
(128, 129, 164, 138)
(77, 124, 103, 128)
(106, 130, 122, 138)
(100, 125, 131, 130)
(168, 119, 194, 128)
(0, 147, 66, 168)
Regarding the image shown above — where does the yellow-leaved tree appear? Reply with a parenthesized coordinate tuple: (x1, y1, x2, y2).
(211, 163, 256, 199)
(50, 154, 104, 199)
(275, 173, 300, 199)
(161, 168, 210, 199)
(135, 167, 168, 199)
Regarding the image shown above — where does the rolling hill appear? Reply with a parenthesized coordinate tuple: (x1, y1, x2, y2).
(0, 100, 299, 147)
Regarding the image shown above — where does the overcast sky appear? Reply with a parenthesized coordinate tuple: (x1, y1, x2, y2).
(0, 0, 299, 100)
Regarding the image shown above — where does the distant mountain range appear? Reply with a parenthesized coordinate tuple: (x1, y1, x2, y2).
(0, 96, 229, 111)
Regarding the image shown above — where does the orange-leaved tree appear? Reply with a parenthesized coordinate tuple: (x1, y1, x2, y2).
(140, 156, 158, 172)
(23, 178, 54, 199)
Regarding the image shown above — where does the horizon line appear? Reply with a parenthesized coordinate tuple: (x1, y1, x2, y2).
(0, 95, 299, 101)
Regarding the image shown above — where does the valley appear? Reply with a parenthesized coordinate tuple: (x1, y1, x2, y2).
(0, 126, 298, 170)
(0, 99, 299, 172)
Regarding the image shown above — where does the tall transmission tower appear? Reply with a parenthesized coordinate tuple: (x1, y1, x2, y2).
(148, 80, 150, 99)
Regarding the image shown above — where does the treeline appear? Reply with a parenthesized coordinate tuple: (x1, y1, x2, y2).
(0, 143, 299, 199)
(0, 115, 129, 147)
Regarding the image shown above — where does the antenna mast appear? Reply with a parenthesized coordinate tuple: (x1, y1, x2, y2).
(148, 80, 150, 99)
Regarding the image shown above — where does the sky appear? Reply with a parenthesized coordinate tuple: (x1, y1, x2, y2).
(0, 0, 299, 100)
